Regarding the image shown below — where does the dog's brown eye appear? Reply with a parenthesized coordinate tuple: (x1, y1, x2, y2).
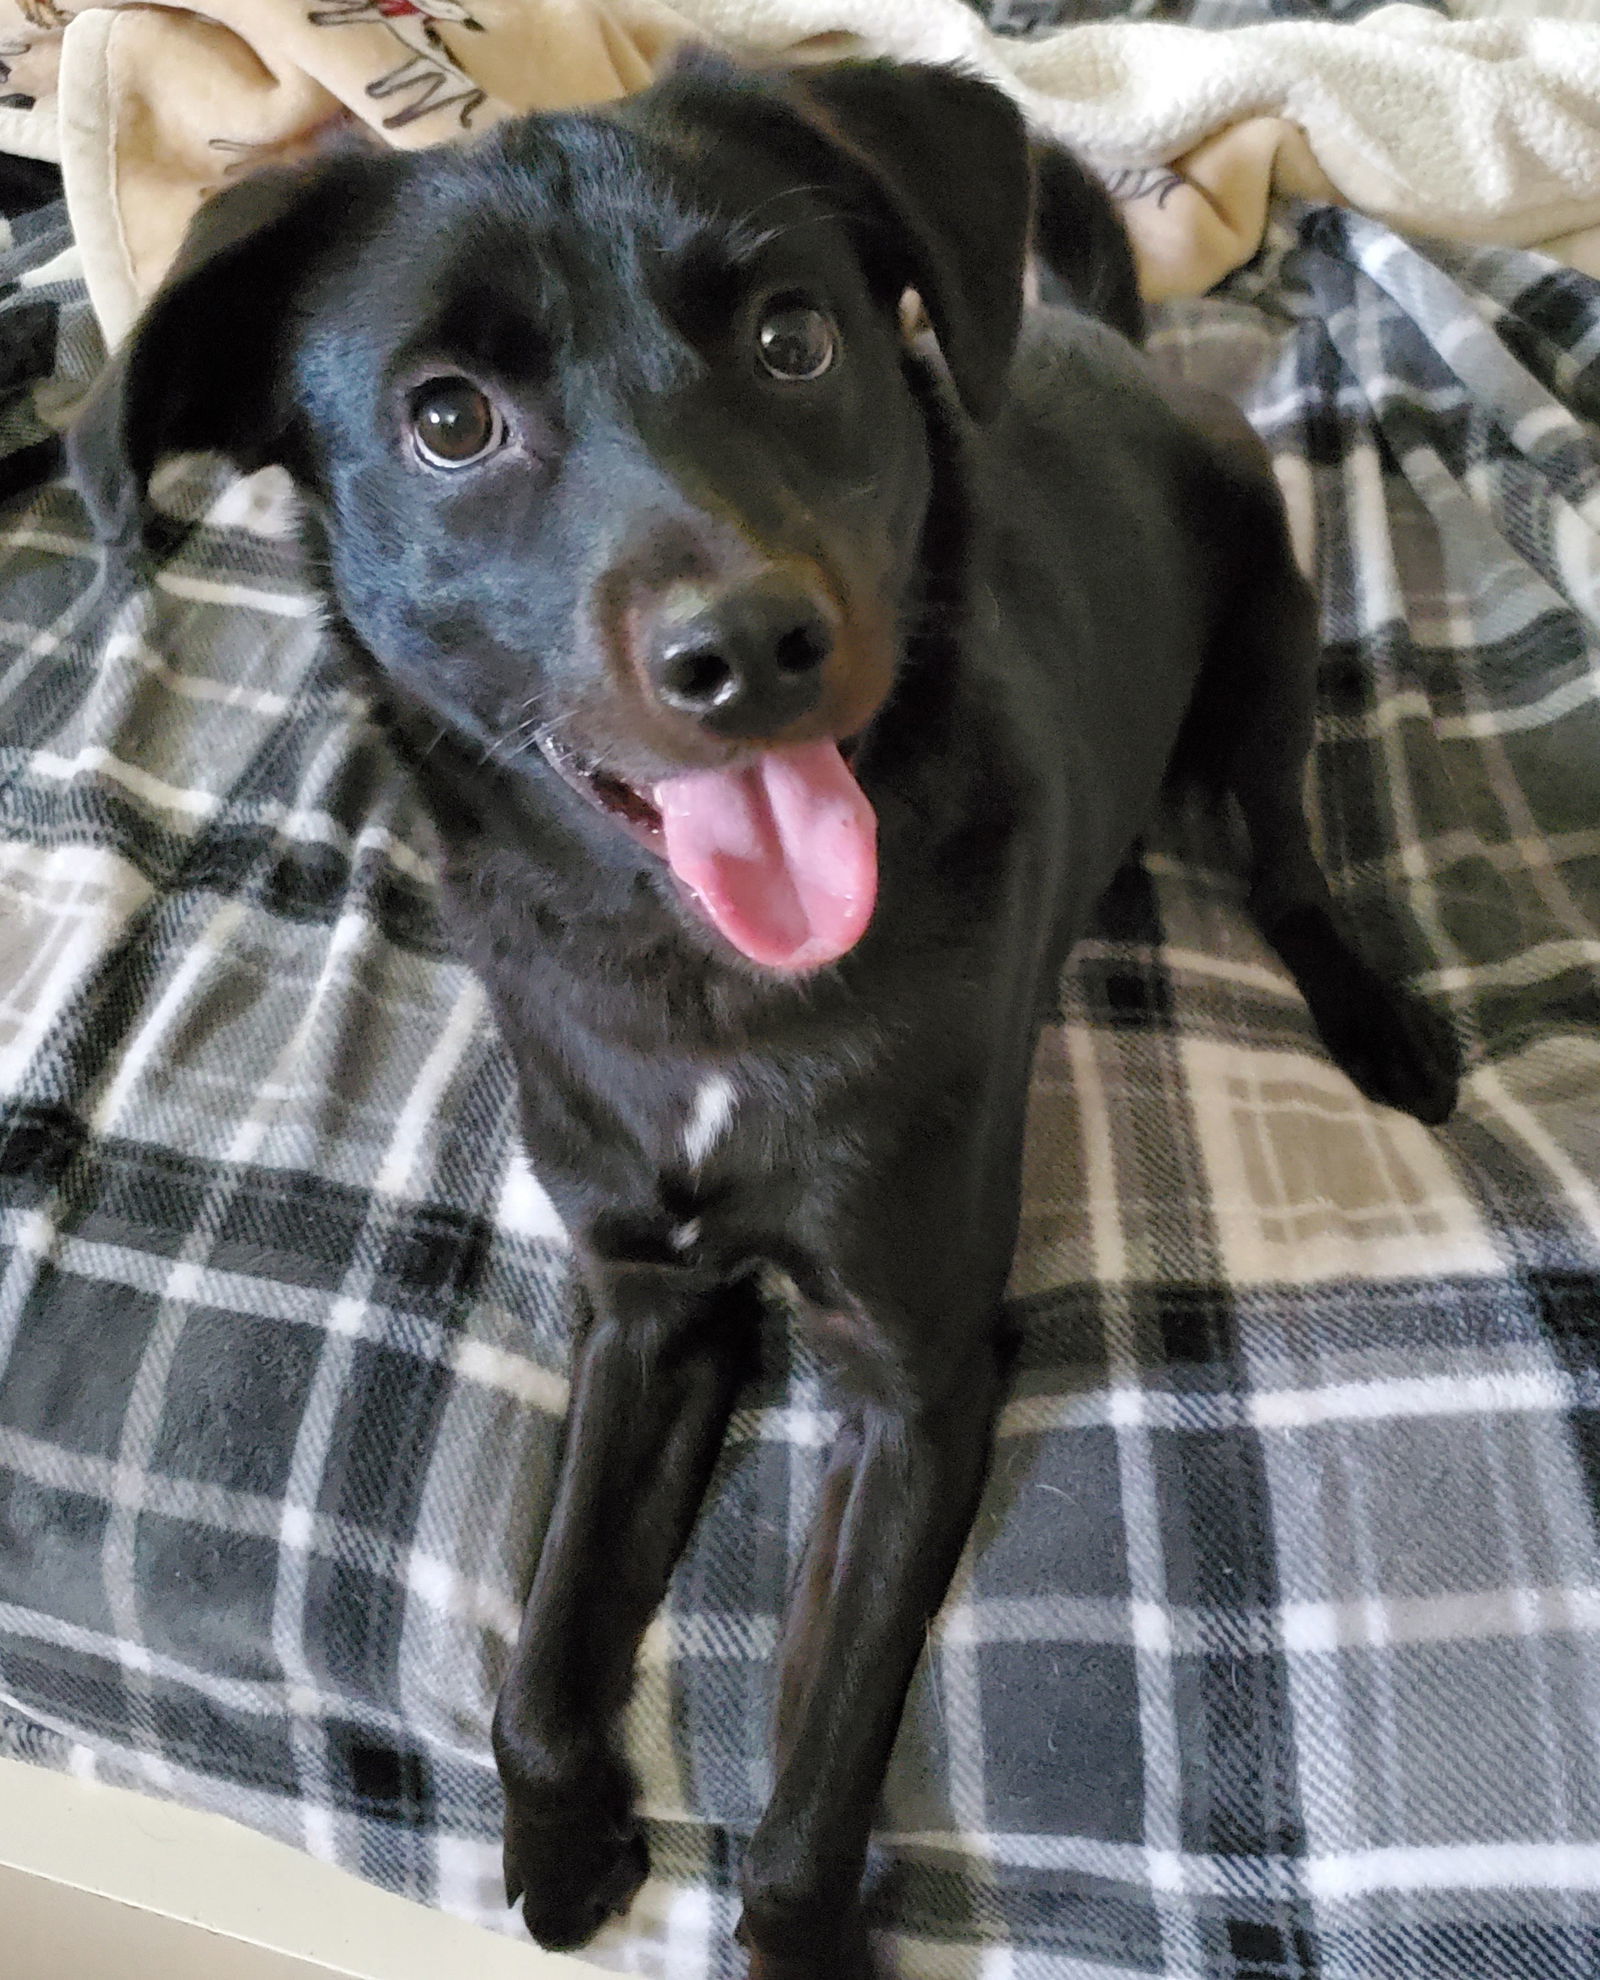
(408, 378, 504, 468)
(755, 300, 838, 382)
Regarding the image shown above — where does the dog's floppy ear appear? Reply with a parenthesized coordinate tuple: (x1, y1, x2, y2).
(783, 59, 1033, 422)
(67, 156, 365, 546)
(663, 50, 1032, 421)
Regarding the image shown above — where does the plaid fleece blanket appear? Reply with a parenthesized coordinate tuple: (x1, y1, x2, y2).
(6, 17, 1600, 1980)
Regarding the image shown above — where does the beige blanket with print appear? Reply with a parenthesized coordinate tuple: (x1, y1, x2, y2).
(13, 0, 1600, 344)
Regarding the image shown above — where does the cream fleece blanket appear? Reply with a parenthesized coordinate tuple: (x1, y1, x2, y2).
(12, 0, 1600, 344)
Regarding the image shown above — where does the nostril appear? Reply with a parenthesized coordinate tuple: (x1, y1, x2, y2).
(773, 623, 830, 677)
(645, 583, 833, 730)
(660, 645, 738, 710)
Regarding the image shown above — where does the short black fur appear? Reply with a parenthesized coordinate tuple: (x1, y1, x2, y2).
(70, 53, 1459, 1979)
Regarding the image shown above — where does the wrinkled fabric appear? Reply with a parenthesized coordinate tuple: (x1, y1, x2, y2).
(12, 0, 1600, 343)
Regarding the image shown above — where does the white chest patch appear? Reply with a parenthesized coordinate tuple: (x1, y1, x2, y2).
(682, 1074, 736, 1169)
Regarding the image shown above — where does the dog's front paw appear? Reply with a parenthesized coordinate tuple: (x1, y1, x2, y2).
(739, 1908, 879, 1980)
(745, 1950, 877, 1980)
(503, 1797, 649, 1951)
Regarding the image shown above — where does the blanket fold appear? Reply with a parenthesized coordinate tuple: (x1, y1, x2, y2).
(5, 0, 1600, 344)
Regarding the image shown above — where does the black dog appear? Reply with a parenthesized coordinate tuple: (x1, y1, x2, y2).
(70, 53, 1458, 1979)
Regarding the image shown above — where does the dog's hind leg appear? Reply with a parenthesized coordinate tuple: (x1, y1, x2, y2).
(1240, 783, 1461, 1126)
(1210, 510, 1461, 1125)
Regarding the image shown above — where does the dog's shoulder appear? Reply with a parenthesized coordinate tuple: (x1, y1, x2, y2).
(988, 307, 1286, 558)
(1002, 311, 1228, 473)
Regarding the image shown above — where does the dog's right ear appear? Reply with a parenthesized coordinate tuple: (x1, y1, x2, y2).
(649, 52, 1032, 423)
(67, 156, 366, 547)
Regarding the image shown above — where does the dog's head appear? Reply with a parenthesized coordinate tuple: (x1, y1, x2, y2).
(69, 56, 1032, 973)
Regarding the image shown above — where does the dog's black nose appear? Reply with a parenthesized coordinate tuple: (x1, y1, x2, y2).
(647, 579, 833, 737)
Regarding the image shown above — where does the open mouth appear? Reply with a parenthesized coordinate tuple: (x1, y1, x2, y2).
(536, 729, 667, 852)
(536, 730, 862, 834)
(534, 727, 877, 975)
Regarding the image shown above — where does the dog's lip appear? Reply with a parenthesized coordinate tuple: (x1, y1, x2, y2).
(534, 727, 863, 859)
(535, 729, 667, 853)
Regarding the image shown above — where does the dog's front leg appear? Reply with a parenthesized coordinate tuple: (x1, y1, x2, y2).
(738, 1334, 1006, 1980)
(494, 1259, 753, 1950)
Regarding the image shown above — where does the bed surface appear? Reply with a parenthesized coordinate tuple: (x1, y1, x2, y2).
(4, 5, 1600, 1976)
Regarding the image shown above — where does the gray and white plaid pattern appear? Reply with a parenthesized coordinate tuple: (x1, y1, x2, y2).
(4, 36, 1600, 1980)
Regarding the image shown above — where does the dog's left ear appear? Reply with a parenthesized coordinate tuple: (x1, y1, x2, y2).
(786, 60, 1032, 422)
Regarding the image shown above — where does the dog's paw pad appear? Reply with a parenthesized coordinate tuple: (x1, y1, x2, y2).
(505, 1812, 648, 1951)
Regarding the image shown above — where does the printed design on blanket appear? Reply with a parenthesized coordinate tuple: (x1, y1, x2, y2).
(311, 0, 486, 26)
(4, 135, 1600, 1977)
(1100, 165, 1186, 210)
(306, 0, 490, 131)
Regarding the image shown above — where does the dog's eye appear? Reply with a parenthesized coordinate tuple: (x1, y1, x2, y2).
(408, 378, 505, 468)
(755, 299, 838, 382)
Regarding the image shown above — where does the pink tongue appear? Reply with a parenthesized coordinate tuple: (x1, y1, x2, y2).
(653, 741, 878, 972)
